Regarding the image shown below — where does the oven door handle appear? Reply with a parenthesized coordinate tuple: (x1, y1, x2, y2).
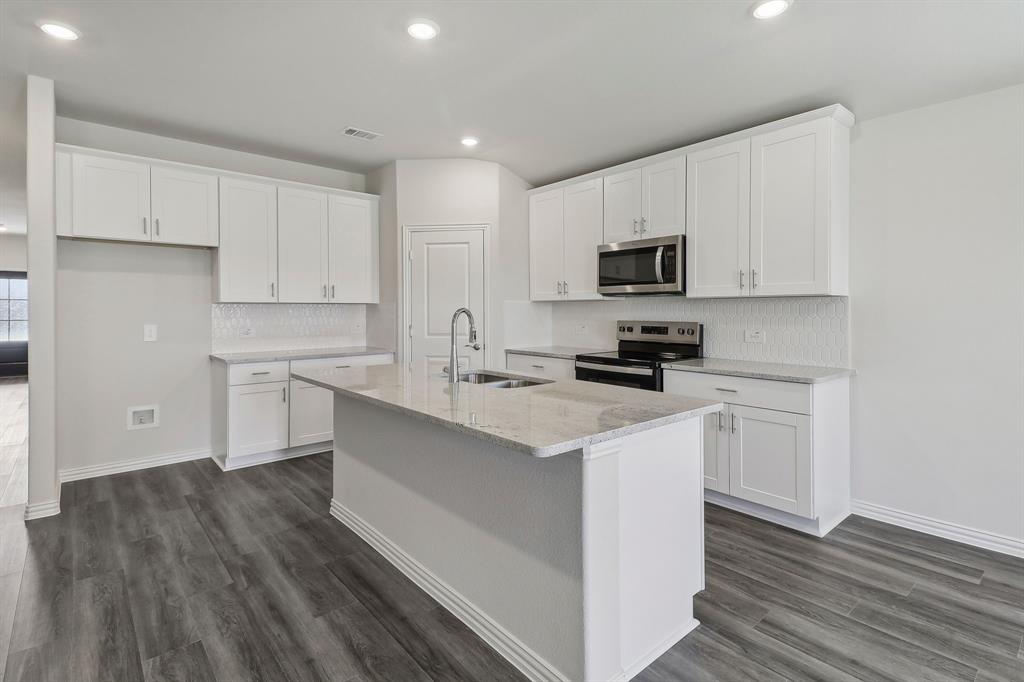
(654, 246, 664, 284)
(575, 361, 654, 376)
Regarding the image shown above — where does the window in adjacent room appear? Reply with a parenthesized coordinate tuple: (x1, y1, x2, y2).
(0, 273, 28, 342)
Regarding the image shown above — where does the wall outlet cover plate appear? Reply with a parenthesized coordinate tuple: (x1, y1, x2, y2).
(744, 329, 765, 343)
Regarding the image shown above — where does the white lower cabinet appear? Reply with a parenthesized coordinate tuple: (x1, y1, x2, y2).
(666, 370, 849, 536)
(214, 353, 394, 469)
(228, 381, 289, 458)
(505, 353, 576, 381)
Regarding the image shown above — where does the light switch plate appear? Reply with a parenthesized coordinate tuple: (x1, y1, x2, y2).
(744, 329, 765, 344)
(143, 324, 158, 342)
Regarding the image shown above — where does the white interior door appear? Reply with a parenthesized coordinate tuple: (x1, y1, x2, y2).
(407, 228, 486, 376)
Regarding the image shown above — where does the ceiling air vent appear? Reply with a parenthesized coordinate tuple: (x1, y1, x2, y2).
(342, 126, 383, 141)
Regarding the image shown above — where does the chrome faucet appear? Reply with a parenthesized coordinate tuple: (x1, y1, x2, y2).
(448, 307, 480, 383)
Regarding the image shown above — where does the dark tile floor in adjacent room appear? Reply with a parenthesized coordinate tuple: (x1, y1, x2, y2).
(0, 451, 1021, 681)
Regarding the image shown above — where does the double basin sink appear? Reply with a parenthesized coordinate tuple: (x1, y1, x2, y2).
(457, 371, 551, 389)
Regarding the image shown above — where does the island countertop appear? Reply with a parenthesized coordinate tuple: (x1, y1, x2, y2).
(291, 364, 722, 458)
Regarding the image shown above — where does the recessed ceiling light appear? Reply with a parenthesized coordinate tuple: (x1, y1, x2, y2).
(407, 19, 439, 40)
(461, 137, 479, 147)
(0, 226, 7, 232)
(37, 21, 80, 40)
(751, 0, 792, 19)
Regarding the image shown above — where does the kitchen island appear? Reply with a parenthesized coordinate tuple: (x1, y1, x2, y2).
(291, 364, 721, 682)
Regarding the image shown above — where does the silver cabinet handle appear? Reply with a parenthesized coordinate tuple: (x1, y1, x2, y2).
(282, 386, 287, 402)
(251, 371, 270, 376)
(557, 281, 563, 294)
(335, 365, 351, 369)
(752, 268, 758, 289)
(323, 285, 327, 298)
(155, 217, 160, 236)
(142, 216, 147, 235)
(715, 387, 738, 393)
(331, 284, 335, 299)
(531, 364, 545, 369)
(562, 280, 568, 293)
(632, 218, 639, 235)
(717, 411, 724, 431)
(739, 270, 745, 289)
(270, 282, 275, 298)
(731, 413, 737, 434)
(640, 216, 647, 234)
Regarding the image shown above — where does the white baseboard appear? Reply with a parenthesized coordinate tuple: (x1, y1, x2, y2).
(705, 490, 848, 538)
(215, 442, 331, 472)
(851, 500, 1024, 559)
(329, 499, 569, 682)
(615, 618, 700, 682)
(24, 498, 61, 520)
(59, 447, 212, 483)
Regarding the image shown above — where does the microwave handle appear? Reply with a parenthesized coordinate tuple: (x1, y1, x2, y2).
(654, 246, 665, 284)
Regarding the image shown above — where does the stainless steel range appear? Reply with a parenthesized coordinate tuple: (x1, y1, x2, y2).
(575, 320, 703, 392)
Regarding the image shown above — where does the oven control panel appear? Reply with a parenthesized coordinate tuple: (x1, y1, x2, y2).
(616, 320, 702, 344)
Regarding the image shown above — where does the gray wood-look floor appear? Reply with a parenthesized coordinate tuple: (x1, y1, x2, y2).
(0, 377, 27, 509)
(0, 449, 1019, 682)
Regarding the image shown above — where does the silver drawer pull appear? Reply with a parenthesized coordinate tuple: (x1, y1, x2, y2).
(251, 371, 271, 376)
(335, 365, 351, 369)
(715, 387, 738, 393)
(531, 364, 545, 369)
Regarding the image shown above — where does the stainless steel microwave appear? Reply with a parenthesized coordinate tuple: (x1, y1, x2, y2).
(597, 235, 685, 295)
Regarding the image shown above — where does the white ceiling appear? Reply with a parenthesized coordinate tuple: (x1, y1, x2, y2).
(1, 0, 1022, 234)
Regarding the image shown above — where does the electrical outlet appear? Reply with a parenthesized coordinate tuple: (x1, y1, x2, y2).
(126, 405, 159, 430)
(354, 321, 364, 331)
(143, 324, 158, 342)
(240, 328, 255, 338)
(744, 329, 765, 344)
(574, 323, 588, 336)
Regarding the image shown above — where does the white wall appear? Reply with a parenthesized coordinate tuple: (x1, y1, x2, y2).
(53, 120, 367, 474)
(365, 163, 398, 352)
(0, 233, 27, 271)
(850, 84, 1024, 543)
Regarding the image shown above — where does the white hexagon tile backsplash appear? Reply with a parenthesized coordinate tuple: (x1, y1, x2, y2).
(551, 297, 850, 367)
(212, 303, 367, 353)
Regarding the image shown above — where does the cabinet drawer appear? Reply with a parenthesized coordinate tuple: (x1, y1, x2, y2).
(290, 353, 393, 373)
(663, 370, 811, 415)
(506, 353, 576, 381)
(229, 361, 290, 386)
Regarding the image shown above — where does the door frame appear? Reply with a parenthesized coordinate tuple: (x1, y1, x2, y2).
(401, 224, 492, 372)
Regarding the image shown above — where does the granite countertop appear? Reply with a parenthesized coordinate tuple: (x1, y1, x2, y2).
(210, 346, 393, 365)
(505, 346, 610, 360)
(665, 358, 855, 384)
(291, 365, 721, 458)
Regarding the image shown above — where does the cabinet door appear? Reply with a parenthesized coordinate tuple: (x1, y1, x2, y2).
(278, 187, 329, 303)
(56, 151, 73, 236)
(562, 179, 603, 300)
(217, 177, 278, 302)
(228, 380, 289, 458)
(150, 165, 219, 246)
(703, 408, 731, 493)
(289, 379, 333, 447)
(686, 140, 751, 298)
(328, 195, 379, 303)
(71, 153, 151, 241)
(603, 168, 642, 244)
(750, 119, 830, 296)
(728, 405, 812, 517)
(529, 189, 564, 301)
(641, 156, 685, 238)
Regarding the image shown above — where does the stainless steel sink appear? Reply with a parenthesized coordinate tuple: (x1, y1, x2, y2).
(489, 379, 545, 389)
(457, 371, 510, 384)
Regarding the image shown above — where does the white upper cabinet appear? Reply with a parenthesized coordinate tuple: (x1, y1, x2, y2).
(150, 165, 219, 246)
(328, 194, 379, 303)
(529, 188, 565, 301)
(71, 153, 151, 241)
(602, 168, 642, 244)
(278, 187, 329, 303)
(217, 177, 279, 302)
(640, 156, 685, 238)
(562, 179, 604, 299)
(686, 139, 751, 298)
(750, 118, 834, 296)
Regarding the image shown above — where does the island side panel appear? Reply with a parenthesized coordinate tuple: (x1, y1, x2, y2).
(581, 417, 704, 681)
(331, 393, 586, 681)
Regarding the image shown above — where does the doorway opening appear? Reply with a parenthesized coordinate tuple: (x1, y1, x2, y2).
(0, 270, 28, 509)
